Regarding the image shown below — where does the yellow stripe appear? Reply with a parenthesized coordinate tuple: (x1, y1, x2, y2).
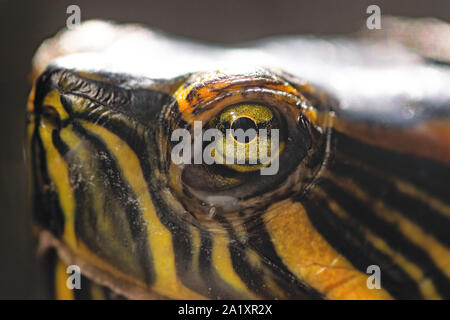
(336, 151, 450, 219)
(26, 116, 35, 206)
(327, 172, 450, 280)
(27, 86, 36, 113)
(38, 125, 77, 248)
(79, 120, 205, 299)
(244, 247, 289, 299)
(365, 233, 442, 299)
(211, 232, 255, 297)
(263, 198, 393, 300)
(394, 179, 450, 219)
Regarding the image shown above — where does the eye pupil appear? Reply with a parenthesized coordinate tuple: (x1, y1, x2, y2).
(231, 116, 257, 143)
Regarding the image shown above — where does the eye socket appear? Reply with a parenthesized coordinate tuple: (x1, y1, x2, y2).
(168, 74, 330, 219)
(175, 95, 323, 216)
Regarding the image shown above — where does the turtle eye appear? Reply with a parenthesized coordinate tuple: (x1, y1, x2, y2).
(207, 103, 285, 172)
(172, 74, 327, 215)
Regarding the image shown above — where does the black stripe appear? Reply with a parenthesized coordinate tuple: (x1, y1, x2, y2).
(102, 285, 127, 300)
(215, 215, 280, 299)
(244, 214, 324, 299)
(300, 194, 424, 299)
(31, 121, 65, 237)
(51, 129, 69, 156)
(73, 274, 92, 300)
(197, 230, 220, 298)
(334, 131, 450, 203)
(42, 248, 58, 300)
(332, 157, 450, 247)
(58, 95, 74, 119)
(196, 229, 246, 299)
(319, 178, 450, 298)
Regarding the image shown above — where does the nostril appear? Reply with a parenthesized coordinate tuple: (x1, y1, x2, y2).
(40, 106, 61, 128)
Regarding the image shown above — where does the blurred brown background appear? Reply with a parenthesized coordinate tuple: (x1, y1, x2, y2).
(0, 0, 448, 299)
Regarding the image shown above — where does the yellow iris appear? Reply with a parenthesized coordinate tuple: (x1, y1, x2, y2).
(209, 103, 284, 172)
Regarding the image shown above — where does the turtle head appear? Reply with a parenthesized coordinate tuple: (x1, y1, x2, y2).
(27, 20, 450, 300)
(27, 65, 343, 299)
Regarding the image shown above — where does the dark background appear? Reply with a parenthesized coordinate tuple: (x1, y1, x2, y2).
(0, 0, 448, 299)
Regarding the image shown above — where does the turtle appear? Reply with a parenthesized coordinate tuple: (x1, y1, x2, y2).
(26, 17, 450, 300)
